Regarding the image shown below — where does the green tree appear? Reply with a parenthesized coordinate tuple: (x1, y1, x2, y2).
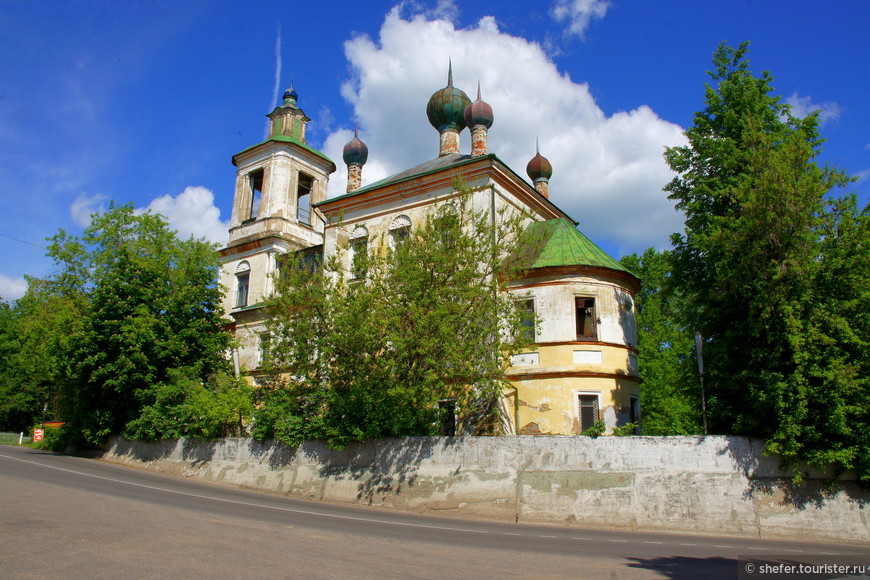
(664, 41, 866, 481)
(49, 203, 237, 446)
(620, 248, 701, 435)
(254, 185, 533, 448)
(0, 276, 87, 432)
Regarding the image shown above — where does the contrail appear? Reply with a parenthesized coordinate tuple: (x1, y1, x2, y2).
(266, 23, 283, 139)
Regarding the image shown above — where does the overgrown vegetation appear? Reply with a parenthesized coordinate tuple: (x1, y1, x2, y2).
(253, 183, 535, 448)
(0, 203, 245, 447)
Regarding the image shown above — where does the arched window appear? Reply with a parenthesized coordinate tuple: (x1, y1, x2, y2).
(349, 225, 369, 279)
(389, 215, 412, 250)
(235, 261, 251, 308)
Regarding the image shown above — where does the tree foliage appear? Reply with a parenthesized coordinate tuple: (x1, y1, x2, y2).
(664, 41, 867, 481)
(38, 203, 241, 446)
(254, 185, 534, 448)
(620, 249, 701, 435)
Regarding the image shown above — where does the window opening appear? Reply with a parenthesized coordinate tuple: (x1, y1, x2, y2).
(438, 399, 457, 436)
(349, 226, 369, 279)
(297, 174, 313, 224)
(350, 238, 368, 279)
(575, 297, 597, 340)
(257, 333, 271, 368)
(389, 215, 412, 251)
(249, 170, 264, 220)
(235, 272, 250, 308)
(517, 298, 536, 341)
(578, 394, 600, 433)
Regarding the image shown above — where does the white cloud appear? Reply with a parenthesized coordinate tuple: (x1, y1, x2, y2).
(785, 92, 843, 125)
(0, 274, 28, 302)
(550, 0, 610, 40)
(71, 192, 108, 227)
(144, 186, 229, 245)
(326, 7, 686, 255)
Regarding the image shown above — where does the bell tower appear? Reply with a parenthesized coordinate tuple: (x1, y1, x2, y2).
(227, 85, 336, 248)
(219, 85, 336, 374)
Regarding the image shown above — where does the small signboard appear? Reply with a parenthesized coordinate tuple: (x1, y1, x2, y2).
(33, 428, 44, 442)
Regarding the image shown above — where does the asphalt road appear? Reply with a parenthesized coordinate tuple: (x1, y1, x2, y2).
(1, 445, 867, 579)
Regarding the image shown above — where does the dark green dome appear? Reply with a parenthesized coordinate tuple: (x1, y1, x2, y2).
(426, 65, 471, 132)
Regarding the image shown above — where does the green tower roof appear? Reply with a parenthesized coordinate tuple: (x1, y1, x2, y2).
(517, 218, 632, 274)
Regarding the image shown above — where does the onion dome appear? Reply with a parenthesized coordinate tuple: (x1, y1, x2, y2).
(282, 84, 298, 105)
(426, 62, 472, 132)
(464, 83, 493, 129)
(526, 141, 553, 182)
(342, 125, 368, 166)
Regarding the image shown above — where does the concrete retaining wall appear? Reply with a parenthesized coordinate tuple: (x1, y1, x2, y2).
(101, 435, 868, 543)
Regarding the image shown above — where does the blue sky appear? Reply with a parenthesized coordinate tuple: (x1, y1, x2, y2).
(1, 0, 868, 301)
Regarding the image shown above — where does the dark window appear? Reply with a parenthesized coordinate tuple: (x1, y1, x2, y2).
(249, 170, 264, 220)
(390, 226, 409, 249)
(297, 174, 313, 224)
(438, 399, 457, 436)
(235, 272, 250, 308)
(575, 297, 596, 340)
(578, 394, 599, 432)
(300, 247, 322, 274)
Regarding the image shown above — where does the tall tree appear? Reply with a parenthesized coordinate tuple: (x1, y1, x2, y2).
(664, 41, 866, 481)
(51, 203, 235, 446)
(254, 186, 533, 448)
(620, 249, 701, 435)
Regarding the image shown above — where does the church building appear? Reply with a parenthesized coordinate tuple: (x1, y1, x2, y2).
(218, 68, 641, 436)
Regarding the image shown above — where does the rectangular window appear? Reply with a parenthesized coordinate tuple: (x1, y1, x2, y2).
(578, 394, 600, 433)
(297, 173, 313, 224)
(235, 272, 250, 308)
(390, 226, 409, 250)
(517, 298, 536, 342)
(248, 170, 264, 220)
(350, 238, 368, 279)
(575, 297, 596, 341)
(438, 399, 457, 436)
(257, 333, 271, 368)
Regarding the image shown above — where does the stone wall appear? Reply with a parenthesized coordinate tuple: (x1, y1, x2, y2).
(101, 435, 868, 544)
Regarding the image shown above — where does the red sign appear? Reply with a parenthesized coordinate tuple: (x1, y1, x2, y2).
(33, 429, 44, 442)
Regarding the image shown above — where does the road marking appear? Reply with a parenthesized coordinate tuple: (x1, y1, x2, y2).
(680, 543, 698, 546)
(609, 539, 628, 543)
(713, 545, 732, 548)
(0, 453, 492, 536)
(643, 541, 663, 545)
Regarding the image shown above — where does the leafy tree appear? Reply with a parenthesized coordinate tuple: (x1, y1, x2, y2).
(48, 203, 237, 446)
(255, 185, 533, 448)
(620, 249, 701, 435)
(0, 277, 86, 432)
(664, 41, 866, 481)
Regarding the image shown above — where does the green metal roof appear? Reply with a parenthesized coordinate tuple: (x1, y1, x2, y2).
(517, 218, 632, 274)
(233, 135, 336, 170)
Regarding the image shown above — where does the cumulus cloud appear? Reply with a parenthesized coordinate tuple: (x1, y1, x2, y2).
(785, 92, 843, 125)
(71, 192, 108, 227)
(144, 186, 229, 245)
(0, 274, 28, 302)
(550, 0, 610, 39)
(325, 7, 686, 255)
